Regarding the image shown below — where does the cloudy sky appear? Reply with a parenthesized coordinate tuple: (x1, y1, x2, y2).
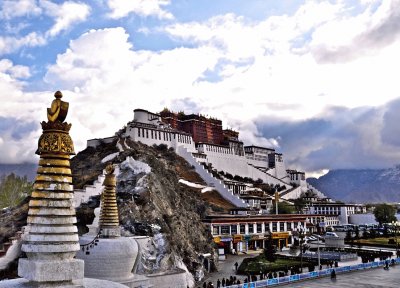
(1, 0, 400, 177)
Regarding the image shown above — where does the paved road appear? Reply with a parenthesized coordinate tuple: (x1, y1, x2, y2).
(287, 265, 400, 287)
(198, 251, 400, 288)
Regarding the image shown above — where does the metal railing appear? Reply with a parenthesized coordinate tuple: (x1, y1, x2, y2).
(226, 257, 400, 287)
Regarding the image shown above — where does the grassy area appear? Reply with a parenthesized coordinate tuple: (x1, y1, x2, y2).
(353, 237, 397, 247)
(238, 256, 302, 274)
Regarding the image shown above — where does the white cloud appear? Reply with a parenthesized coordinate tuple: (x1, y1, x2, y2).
(2, 0, 400, 174)
(0, 0, 42, 20)
(0, 59, 30, 78)
(40, 0, 91, 37)
(44, 27, 218, 150)
(107, 0, 173, 20)
(0, 32, 46, 55)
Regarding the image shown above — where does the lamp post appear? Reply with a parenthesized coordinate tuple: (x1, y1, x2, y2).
(275, 191, 279, 215)
(392, 221, 399, 257)
(297, 225, 305, 273)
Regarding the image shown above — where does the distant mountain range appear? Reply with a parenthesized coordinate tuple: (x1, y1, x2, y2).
(0, 163, 37, 182)
(307, 167, 400, 203)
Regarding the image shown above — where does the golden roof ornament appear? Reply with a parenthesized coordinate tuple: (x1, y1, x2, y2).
(36, 91, 74, 155)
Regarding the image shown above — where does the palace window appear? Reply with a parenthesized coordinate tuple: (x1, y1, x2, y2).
(272, 222, 277, 232)
(280, 222, 285, 231)
(248, 224, 254, 234)
(257, 223, 262, 233)
(212, 226, 219, 235)
(240, 224, 245, 234)
(231, 225, 237, 234)
(221, 225, 230, 234)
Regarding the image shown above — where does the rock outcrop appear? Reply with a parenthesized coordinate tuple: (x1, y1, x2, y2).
(70, 138, 221, 278)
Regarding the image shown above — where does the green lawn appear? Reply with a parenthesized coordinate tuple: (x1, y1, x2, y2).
(239, 256, 302, 274)
(353, 238, 397, 246)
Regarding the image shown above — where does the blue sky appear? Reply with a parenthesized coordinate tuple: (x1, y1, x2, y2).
(1, 0, 400, 177)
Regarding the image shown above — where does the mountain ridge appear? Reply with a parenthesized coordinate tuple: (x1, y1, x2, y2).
(307, 167, 400, 203)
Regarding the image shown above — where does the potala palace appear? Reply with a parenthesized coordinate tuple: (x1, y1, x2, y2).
(88, 108, 326, 210)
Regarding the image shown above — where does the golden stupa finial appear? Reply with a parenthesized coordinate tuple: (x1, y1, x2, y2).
(47, 90, 69, 123)
(36, 91, 74, 155)
(105, 163, 115, 175)
(103, 163, 116, 187)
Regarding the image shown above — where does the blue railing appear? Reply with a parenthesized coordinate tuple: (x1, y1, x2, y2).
(226, 257, 400, 287)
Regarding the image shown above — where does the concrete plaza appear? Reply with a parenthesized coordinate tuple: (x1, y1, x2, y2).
(199, 251, 400, 288)
(287, 265, 399, 287)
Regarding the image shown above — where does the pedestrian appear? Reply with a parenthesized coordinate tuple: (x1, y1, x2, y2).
(234, 262, 238, 271)
(217, 279, 221, 288)
(330, 269, 336, 279)
(221, 277, 225, 287)
(203, 282, 207, 288)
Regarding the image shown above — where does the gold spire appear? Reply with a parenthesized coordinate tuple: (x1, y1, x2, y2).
(19, 91, 83, 283)
(99, 163, 120, 238)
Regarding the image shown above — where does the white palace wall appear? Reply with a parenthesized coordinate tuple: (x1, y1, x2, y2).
(125, 125, 196, 153)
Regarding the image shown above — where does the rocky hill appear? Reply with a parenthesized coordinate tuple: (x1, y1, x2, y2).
(72, 138, 231, 278)
(307, 167, 400, 203)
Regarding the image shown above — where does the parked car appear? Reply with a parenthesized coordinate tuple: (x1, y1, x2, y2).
(325, 232, 339, 238)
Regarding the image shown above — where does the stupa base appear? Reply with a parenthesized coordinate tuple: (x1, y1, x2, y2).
(18, 258, 84, 282)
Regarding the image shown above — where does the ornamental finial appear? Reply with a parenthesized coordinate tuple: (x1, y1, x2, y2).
(47, 90, 69, 122)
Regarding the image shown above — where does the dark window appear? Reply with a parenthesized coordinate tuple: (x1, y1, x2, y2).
(272, 222, 277, 232)
(248, 224, 254, 234)
(280, 222, 285, 231)
(212, 226, 219, 235)
(231, 225, 237, 234)
(221, 225, 229, 234)
(240, 225, 245, 234)
(257, 223, 262, 233)
(138, 129, 140, 137)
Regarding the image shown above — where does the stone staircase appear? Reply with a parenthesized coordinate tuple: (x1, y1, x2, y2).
(306, 183, 326, 198)
(247, 163, 291, 186)
(176, 146, 247, 208)
(279, 186, 302, 199)
(73, 173, 106, 208)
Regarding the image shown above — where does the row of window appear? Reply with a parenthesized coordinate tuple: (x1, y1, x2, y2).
(212, 221, 304, 236)
(201, 144, 232, 154)
(137, 128, 192, 144)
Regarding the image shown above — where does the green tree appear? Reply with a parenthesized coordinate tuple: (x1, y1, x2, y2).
(293, 198, 306, 213)
(263, 234, 277, 262)
(271, 202, 295, 214)
(373, 204, 397, 226)
(0, 173, 33, 208)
